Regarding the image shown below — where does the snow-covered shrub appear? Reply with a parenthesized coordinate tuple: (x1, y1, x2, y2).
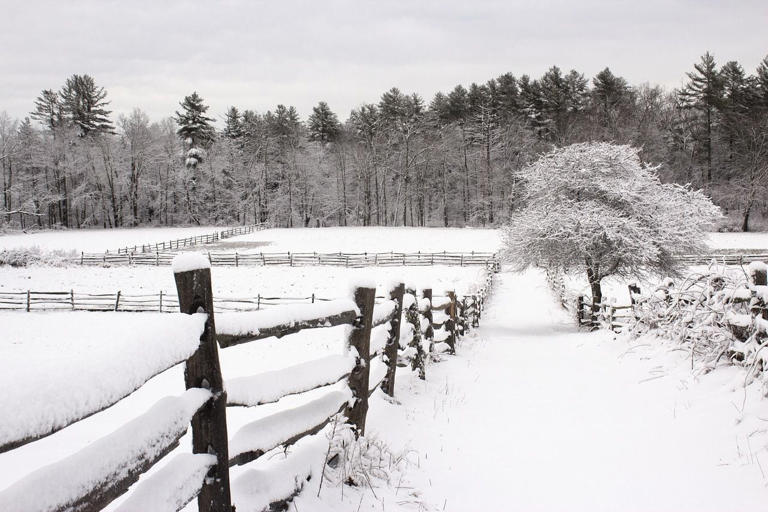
(0, 247, 76, 267)
(630, 262, 768, 381)
(318, 416, 418, 498)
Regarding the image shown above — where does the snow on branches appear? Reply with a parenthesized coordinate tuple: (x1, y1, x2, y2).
(504, 142, 721, 301)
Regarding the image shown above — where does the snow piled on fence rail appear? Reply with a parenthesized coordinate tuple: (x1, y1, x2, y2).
(227, 354, 355, 406)
(0, 388, 210, 511)
(0, 312, 206, 450)
(216, 299, 357, 336)
(114, 453, 216, 512)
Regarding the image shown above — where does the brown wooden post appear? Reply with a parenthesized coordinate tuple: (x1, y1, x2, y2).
(26, 290, 30, 312)
(577, 295, 585, 325)
(174, 264, 232, 512)
(404, 290, 426, 380)
(345, 286, 375, 436)
(382, 283, 404, 397)
(422, 289, 434, 351)
(446, 291, 457, 354)
(750, 264, 768, 320)
(460, 296, 468, 334)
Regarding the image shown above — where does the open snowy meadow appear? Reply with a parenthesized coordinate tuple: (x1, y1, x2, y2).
(2, 225, 768, 511)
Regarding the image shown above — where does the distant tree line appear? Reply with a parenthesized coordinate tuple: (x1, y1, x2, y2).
(1, 52, 767, 231)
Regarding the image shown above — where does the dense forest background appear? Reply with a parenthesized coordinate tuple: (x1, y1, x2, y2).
(1, 52, 767, 232)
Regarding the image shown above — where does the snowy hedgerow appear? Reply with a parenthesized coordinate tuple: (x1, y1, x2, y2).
(630, 263, 768, 382)
(503, 142, 721, 305)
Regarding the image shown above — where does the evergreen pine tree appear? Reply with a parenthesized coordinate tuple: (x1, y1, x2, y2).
(30, 89, 63, 131)
(493, 73, 520, 120)
(175, 92, 216, 148)
(755, 55, 768, 109)
(679, 52, 724, 182)
(307, 101, 341, 143)
(174, 91, 215, 168)
(59, 74, 115, 136)
(223, 106, 243, 139)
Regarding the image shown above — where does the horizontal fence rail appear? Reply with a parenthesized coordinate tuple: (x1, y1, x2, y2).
(77, 250, 501, 268)
(0, 290, 459, 313)
(0, 255, 497, 512)
(0, 290, 338, 313)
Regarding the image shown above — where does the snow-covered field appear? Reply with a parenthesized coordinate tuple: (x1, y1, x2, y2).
(3, 226, 768, 511)
(0, 225, 231, 253)
(0, 265, 488, 300)
(212, 226, 501, 253)
(706, 232, 768, 251)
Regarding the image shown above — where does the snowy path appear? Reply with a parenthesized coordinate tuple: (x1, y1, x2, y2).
(367, 269, 768, 511)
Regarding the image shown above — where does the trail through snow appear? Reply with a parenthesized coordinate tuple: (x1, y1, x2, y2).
(367, 269, 768, 511)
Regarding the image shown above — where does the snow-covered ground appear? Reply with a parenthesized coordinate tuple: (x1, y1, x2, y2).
(359, 269, 768, 511)
(706, 232, 768, 251)
(0, 225, 230, 253)
(0, 265, 488, 300)
(3, 225, 768, 511)
(195, 227, 501, 254)
(2, 226, 767, 255)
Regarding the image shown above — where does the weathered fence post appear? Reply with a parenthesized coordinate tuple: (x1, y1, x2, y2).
(628, 283, 641, 320)
(576, 295, 585, 325)
(750, 263, 768, 321)
(422, 289, 434, 351)
(173, 257, 232, 512)
(446, 291, 457, 354)
(405, 289, 426, 380)
(114, 291, 121, 311)
(26, 290, 30, 312)
(345, 286, 375, 436)
(382, 283, 404, 397)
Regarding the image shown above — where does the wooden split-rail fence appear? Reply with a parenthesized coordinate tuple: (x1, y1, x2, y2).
(77, 249, 501, 269)
(112, 224, 265, 255)
(0, 264, 495, 511)
(576, 295, 636, 331)
(0, 290, 335, 313)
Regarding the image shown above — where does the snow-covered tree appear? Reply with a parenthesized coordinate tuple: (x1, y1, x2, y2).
(174, 92, 215, 169)
(503, 142, 721, 307)
(59, 74, 115, 136)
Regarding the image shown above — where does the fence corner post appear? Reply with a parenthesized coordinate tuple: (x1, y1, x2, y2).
(382, 283, 404, 397)
(345, 285, 375, 436)
(173, 262, 232, 511)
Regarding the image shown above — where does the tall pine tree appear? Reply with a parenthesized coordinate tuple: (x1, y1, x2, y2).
(59, 74, 114, 136)
(679, 52, 724, 183)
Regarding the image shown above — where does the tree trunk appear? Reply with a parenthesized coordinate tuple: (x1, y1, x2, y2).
(586, 264, 603, 322)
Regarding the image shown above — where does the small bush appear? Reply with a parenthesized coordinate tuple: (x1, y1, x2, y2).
(0, 247, 76, 267)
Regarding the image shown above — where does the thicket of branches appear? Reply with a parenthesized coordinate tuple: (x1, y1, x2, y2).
(630, 263, 768, 382)
(1, 52, 767, 230)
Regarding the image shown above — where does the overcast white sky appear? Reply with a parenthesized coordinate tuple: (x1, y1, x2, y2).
(2, 0, 767, 124)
